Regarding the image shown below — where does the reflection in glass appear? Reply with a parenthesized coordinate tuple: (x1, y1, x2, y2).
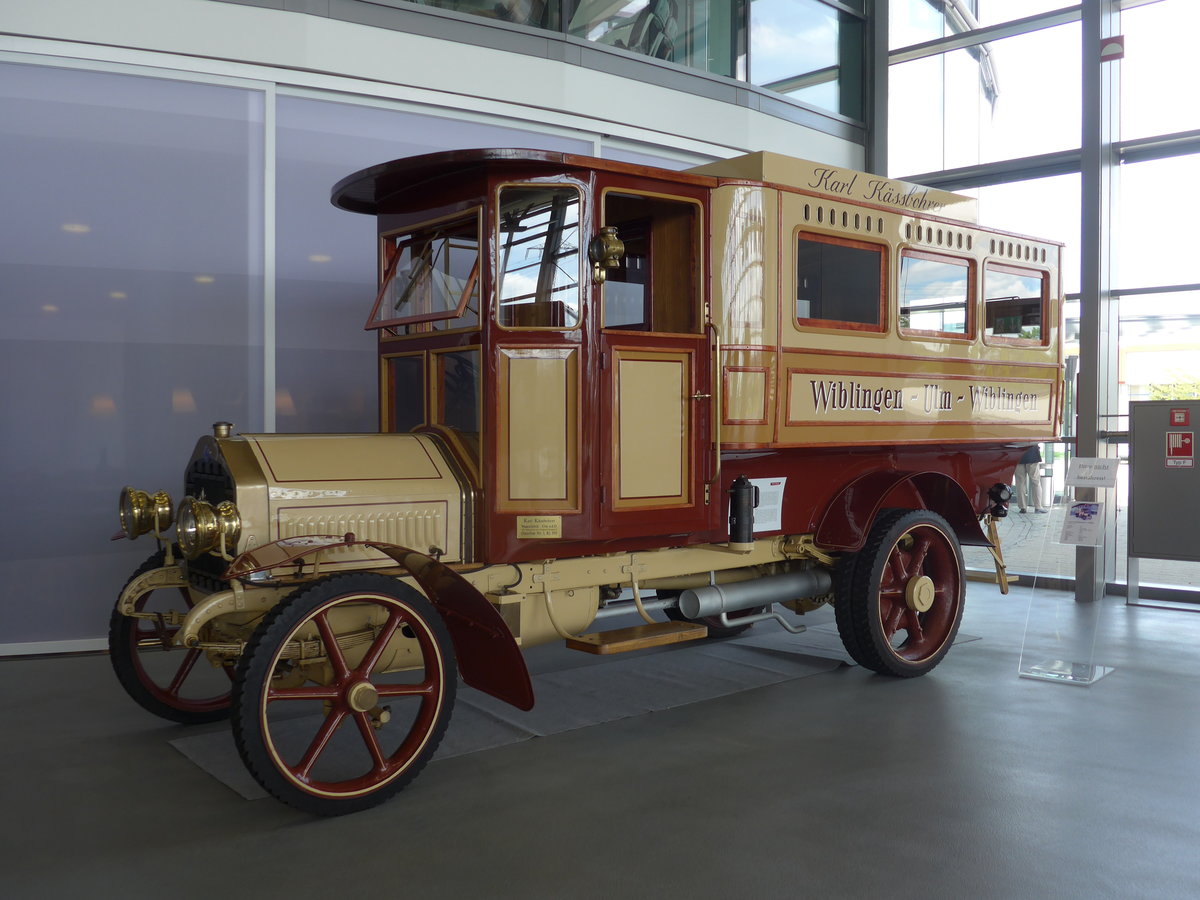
(985, 264, 1044, 343)
(498, 186, 582, 328)
(435, 349, 481, 440)
(900, 253, 970, 336)
(750, 0, 863, 118)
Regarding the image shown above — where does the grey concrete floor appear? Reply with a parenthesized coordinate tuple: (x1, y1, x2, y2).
(4, 586, 1200, 899)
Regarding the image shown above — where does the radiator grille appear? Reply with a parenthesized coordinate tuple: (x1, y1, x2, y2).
(277, 504, 448, 554)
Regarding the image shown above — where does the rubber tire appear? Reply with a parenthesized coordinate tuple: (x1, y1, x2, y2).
(109, 548, 233, 724)
(232, 573, 456, 817)
(835, 508, 965, 678)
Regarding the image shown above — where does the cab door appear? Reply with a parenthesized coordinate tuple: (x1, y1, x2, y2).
(597, 183, 715, 535)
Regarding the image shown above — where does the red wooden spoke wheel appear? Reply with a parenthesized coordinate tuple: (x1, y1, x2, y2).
(835, 509, 965, 677)
(109, 549, 234, 724)
(232, 573, 456, 816)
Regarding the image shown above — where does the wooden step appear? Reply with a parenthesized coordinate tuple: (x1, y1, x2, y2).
(565, 621, 709, 655)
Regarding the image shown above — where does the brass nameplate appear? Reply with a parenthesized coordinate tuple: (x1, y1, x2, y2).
(516, 516, 562, 539)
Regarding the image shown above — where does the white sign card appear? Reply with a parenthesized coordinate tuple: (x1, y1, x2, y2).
(1065, 458, 1119, 489)
(1059, 501, 1105, 546)
(749, 477, 786, 533)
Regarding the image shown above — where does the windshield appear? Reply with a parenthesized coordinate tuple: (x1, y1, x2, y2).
(368, 210, 481, 330)
(497, 185, 582, 329)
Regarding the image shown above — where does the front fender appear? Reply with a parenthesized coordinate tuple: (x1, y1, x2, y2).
(222, 536, 535, 711)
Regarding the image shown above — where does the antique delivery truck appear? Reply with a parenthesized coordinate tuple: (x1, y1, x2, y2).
(111, 149, 1063, 815)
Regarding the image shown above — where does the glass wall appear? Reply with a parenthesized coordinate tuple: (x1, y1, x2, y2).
(889, 22, 1081, 176)
(891, 0, 1200, 597)
(417, 0, 743, 77)
(0, 60, 596, 648)
(408, 0, 866, 118)
(750, 0, 865, 119)
(0, 63, 265, 643)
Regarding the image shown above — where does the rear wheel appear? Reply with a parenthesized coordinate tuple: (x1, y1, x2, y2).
(108, 548, 233, 724)
(232, 573, 456, 816)
(835, 509, 965, 677)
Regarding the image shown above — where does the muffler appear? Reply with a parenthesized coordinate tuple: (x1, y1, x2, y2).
(678, 568, 832, 619)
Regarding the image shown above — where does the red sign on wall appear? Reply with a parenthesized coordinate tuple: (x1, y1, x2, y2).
(1170, 408, 1190, 427)
(1166, 431, 1194, 468)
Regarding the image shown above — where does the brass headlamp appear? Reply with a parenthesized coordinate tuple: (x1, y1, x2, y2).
(118, 487, 175, 539)
(177, 496, 241, 559)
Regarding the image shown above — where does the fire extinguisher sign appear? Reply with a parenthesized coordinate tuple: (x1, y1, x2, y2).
(1166, 431, 1194, 468)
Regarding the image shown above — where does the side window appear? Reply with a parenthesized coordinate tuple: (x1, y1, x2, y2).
(899, 251, 973, 339)
(386, 353, 425, 433)
(985, 263, 1047, 345)
(603, 192, 701, 334)
(795, 233, 885, 331)
(370, 211, 481, 334)
(497, 185, 582, 329)
(432, 348, 481, 458)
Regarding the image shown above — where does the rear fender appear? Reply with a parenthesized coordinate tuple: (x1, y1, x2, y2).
(816, 471, 988, 553)
(223, 536, 534, 711)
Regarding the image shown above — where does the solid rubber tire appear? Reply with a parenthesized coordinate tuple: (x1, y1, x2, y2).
(108, 548, 233, 724)
(231, 573, 456, 816)
(835, 508, 965, 678)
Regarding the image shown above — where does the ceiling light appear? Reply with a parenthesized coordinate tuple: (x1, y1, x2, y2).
(194, 275, 215, 284)
(41, 304, 59, 313)
(308, 254, 333, 263)
(109, 291, 127, 300)
(61, 223, 91, 234)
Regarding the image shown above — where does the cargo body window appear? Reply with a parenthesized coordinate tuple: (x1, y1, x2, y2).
(795, 233, 885, 332)
(985, 263, 1047, 345)
(899, 251, 973, 339)
(497, 186, 582, 329)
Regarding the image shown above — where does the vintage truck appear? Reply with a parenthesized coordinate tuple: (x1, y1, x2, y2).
(111, 148, 1062, 815)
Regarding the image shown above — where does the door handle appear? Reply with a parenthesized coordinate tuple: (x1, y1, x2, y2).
(691, 392, 712, 400)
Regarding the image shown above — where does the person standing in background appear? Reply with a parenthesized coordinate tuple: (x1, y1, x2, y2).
(1015, 444, 1047, 513)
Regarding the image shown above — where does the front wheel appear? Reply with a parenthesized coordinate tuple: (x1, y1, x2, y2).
(232, 573, 456, 816)
(834, 509, 965, 678)
(109, 548, 233, 724)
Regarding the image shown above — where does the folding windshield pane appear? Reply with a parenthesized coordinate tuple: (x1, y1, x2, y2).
(899, 253, 971, 337)
(985, 264, 1045, 344)
(795, 234, 884, 330)
(498, 186, 582, 329)
(372, 213, 481, 329)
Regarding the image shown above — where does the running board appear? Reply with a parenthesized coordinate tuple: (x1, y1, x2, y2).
(565, 621, 708, 655)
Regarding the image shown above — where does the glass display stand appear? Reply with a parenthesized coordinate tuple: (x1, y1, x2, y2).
(1017, 460, 1116, 686)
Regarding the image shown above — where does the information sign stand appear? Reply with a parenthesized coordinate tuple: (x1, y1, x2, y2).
(1017, 458, 1116, 686)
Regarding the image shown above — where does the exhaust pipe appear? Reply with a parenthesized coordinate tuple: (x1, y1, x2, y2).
(679, 568, 832, 620)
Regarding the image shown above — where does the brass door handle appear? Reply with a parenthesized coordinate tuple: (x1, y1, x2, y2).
(691, 392, 712, 400)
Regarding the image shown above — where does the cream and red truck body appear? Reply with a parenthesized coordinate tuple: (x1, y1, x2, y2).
(111, 149, 1062, 814)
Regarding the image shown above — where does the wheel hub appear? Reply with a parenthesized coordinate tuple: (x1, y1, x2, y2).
(905, 575, 936, 612)
(346, 680, 379, 713)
